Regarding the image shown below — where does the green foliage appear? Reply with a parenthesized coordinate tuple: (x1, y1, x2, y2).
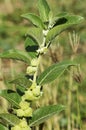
(0, 49, 30, 64)
(21, 13, 45, 29)
(9, 74, 32, 88)
(0, 0, 84, 130)
(38, 0, 50, 22)
(0, 90, 21, 108)
(0, 114, 20, 126)
(29, 105, 65, 126)
(25, 35, 39, 58)
(46, 14, 84, 43)
(27, 27, 43, 45)
(37, 60, 77, 85)
(0, 124, 8, 130)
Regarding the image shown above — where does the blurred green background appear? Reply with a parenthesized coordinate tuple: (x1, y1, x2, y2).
(0, 0, 86, 130)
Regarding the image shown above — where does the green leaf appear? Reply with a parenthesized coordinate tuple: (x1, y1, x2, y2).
(0, 123, 8, 130)
(38, 0, 50, 22)
(9, 74, 32, 88)
(21, 13, 45, 29)
(0, 49, 30, 64)
(0, 90, 21, 108)
(27, 27, 43, 45)
(25, 35, 39, 52)
(49, 12, 68, 27)
(25, 35, 39, 58)
(29, 104, 65, 126)
(46, 14, 84, 43)
(0, 113, 20, 126)
(37, 60, 77, 85)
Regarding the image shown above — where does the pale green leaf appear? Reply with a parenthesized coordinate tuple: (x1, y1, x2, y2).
(0, 114, 20, 126)
(0, 124, 8, 130)
(49, 12, 68, 27)
(9, 74, 32, 88)
(0, 49, 30, 64)
(30, 104, 65, 126)
(46, 15, 84, 43)
(0, 90, 21, 108)
(21, 13, 45, 29)
(38, 0, 50, 22)
(27, 27, 43, 45)
(37, 60, 77, 85)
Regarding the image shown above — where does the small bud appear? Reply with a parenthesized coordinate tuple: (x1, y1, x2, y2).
(19, 118, 28, 128)
(16, 109, 24, 117)
(31, 58, 38, 67)
(24, 90, 35, 101)
(19, 101, 30, 110)
(22, 127, 31, 130)
(26, 66, 37, 75)
(11, 125, 21, 130)
(37, 46, 47, 54)
(33, 86, 41, 97)
(24, 107, 33, 117)
(43, 30, 49, 36)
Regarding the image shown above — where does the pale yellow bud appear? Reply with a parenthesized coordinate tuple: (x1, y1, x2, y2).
(30, 82, 36, 90)
(19, 118, 28, 128)
(24, 90, 35, 101)
(33, 86, 41, 97)
(19, 101, 30, 110)
(24, 107, 33, 117)
(22, 127, 31, 130)
(11, 125, 21, 130)
(37, 46, 47, 54)
(26, 66, 37, 75)
(16, 109, 24, 117)
(31, 58, 38, 66)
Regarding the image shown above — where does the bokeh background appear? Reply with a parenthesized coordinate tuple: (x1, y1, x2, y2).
(0, 0, 86, 130)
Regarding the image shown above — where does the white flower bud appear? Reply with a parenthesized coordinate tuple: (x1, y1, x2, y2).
(43, 30, 49, 36)
(37, 46, 47, 54)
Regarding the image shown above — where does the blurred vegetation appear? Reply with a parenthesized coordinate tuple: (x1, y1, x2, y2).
(0, 0, 86, 130)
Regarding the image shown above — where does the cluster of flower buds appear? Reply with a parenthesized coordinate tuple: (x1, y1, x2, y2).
(11, 118, 31, 130)
(26, 58, 38, 76)
(22, 83, 43, 101)
(11, 57, 43, 130)
(16, 101, 32, 117)
(37, 46, 48, 54)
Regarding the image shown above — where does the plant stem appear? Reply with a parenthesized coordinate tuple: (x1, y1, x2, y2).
(67, 55, 74, 130)
(76, 85, 82, 130)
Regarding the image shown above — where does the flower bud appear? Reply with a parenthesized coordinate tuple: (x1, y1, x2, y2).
(22, 127, 31, 130)
(37, 46, 47, 54)
(24, 107, 33, 117)
(16, 109, 24, 117)
(31, 58, 38, 67)
(32, 85, 41, 97)
(19, 101, 30, 110)
(19, 118, 28, 128)
(24, 90, 35, 101)
(11, 125, 21, 130)
(11, 118, 31, 130)
(26, 66, 37, 75)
